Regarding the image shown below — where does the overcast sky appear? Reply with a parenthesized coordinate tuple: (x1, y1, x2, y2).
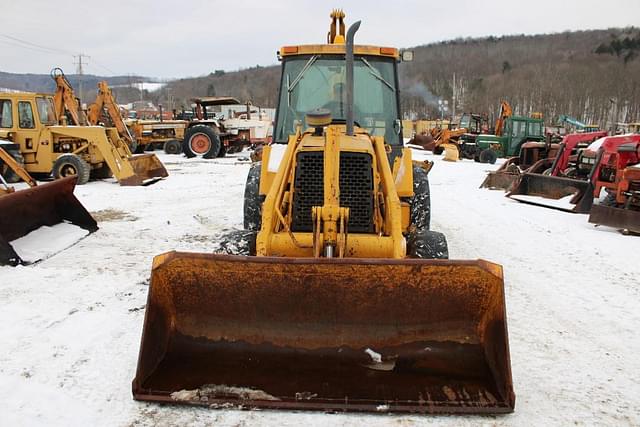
(2, 0, 639, 79)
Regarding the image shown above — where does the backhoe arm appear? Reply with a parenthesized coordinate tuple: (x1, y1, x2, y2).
(87, 81, 134, 145)
(51, 68, 87, 126)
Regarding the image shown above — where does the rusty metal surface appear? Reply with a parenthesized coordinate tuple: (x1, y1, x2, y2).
(588, 203, 640, 234)
(0, 176, 98, 265)
(132, 252, 514, 414)
(480, 171, 519, 191)
(507, 173, 594, 213)
(120, 154, 169, 186)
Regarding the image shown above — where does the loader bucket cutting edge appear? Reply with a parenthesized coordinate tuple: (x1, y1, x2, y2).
(0, 176, 98, 265)
(118, 153, 168, 186)
(507, 173, 594, 213)
(132, 252, 515, 414)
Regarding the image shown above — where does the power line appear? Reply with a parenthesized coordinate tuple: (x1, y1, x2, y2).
(0, 38, 65, 56)
(0, 33, 74, 55)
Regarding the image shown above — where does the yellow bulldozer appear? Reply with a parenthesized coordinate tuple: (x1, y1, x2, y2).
(0, 144, 97, 265)
(133, 10, 514, 414)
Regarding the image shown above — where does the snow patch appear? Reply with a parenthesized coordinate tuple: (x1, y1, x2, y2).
(10, 222, 89, 263)
(171, 384, 280, 402)
(509, 194, 576, 209)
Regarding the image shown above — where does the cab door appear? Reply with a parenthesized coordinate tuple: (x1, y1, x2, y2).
(13, 98, 48, 173)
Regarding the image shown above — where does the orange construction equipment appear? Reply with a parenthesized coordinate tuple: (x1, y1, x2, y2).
(588, 140, 640, 233)
(508, 134, 640, 213)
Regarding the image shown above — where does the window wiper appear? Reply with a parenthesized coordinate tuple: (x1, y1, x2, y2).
(288, 55, 318, 93)
(360, 58, 395, 92)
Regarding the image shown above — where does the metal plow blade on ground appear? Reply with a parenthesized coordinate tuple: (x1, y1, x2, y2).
(0, 176, 98, 265)
(588, 204, 640, 234)
(506, 173, 594, 213)
(132, 252, 515, 414)
(118, 153, 169, 186)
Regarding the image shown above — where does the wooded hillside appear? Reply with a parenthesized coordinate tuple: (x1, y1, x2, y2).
(2, 27, 638, 127)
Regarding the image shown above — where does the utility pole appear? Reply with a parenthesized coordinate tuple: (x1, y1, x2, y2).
(452, 73, 456, 118)
(73, 53, 90, 104)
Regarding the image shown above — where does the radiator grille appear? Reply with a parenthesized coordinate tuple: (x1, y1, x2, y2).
(291, 151, 374, 233)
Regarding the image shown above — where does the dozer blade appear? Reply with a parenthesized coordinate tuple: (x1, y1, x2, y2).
(506, 173, 594, 213)
(0, 176, 98, 265)
(588, 203, 640, 234)
(118, 153, 168, 186)
(480, 171, 520, 191)
(133, 252, 515, 414)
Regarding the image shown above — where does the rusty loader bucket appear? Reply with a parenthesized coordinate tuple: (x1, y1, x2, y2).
(118, 153, 169, 186)
(588, 204, 640, 234)
(0, 176, 98, 265)
(506, 173, 594, 213)
(132, 252, 515, 414)
(480, 158, 520, 191)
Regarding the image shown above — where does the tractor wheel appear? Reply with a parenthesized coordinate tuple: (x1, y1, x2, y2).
(183, 125, 221, 159)
(479, 148, 498, 164)
(410, 165, 431, 231)
(407, 230, 449, 259)
(164, 140, 182, 155)
(53, 154, 90, 185)
(90, 163, 113, 179)
(216, 229, 258, 256)
(243, 162, 263, 231)
(600, 192, 617, 207)
(0, 150, 25, 183)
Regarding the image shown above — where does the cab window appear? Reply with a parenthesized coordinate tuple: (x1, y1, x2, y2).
(18, 101, 35, 129)
(36, 97, 57, 125)
(0, 99, 12, 128)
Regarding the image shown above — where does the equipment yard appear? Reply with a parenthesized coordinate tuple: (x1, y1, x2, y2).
(1, 150, 638, 426)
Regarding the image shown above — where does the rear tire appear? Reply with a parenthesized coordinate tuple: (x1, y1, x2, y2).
(410, 166, 431, 231)
(407, 230, 449, 259)
(479, 148, 498, 164)
(164, 140, 182, 155)
(243, 162, 263, 231)
(183, 125, 221, 159)
(0, 150, 25, 183)
(53, 154, 90, 185)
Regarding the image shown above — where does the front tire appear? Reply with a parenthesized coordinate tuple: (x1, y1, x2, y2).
(410, 165, 431, 231)
(407, 230, 449, 259)
(53, 154, 90, 185)
(479, 148, 498, 164)
(183, 125, 221, 159)
(164, 140, 182, 155)
(243, 162, 263, 231)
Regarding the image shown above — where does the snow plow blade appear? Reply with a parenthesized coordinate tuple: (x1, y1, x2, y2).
(118, 153, 168, 186)
(132, 252, 515, 414)
(588, 204, 640, 234)
(0, 176, 98, 265)
(506, 173, 594, 213)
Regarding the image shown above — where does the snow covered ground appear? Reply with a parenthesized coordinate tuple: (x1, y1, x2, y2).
(1, 150, 638, 426)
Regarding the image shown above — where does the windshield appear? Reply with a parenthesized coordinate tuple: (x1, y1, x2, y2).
(274, 55, 400, 144)
(36, 97, 57, 125)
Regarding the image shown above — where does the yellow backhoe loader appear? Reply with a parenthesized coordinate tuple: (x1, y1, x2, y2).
(0, 144, 97, 265)
(87, 80, 186, 154)
(46, 69, 168, 185)
(133, 10, 514, 414)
